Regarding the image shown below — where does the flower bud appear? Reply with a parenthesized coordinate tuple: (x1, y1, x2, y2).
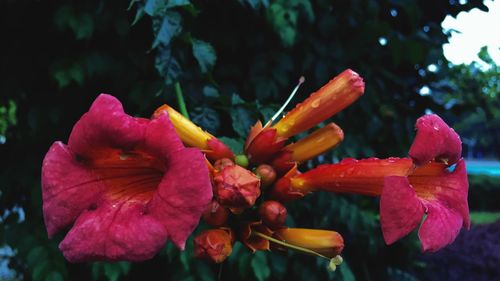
(154, 105, 234, 161)
(273, 228, 344, 258)
(259, 201, 287, 229)
(235, 154, 249, 168)
(213, 165, 261, 208)
(194, 228, 234, 263)
(256, 164, 277, 188)
(202, 200, 230, 227)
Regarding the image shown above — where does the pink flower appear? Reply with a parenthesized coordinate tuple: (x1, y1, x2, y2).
(382, 114, 469, 252)
(41, 94, 212, 262)
(271, 114, 469, 252)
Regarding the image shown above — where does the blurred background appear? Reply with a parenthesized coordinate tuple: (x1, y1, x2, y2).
(1, 0, 499, 280)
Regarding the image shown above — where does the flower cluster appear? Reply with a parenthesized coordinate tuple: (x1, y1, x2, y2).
(42, 69, 469, 268)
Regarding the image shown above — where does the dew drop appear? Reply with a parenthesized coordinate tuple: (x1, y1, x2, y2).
(315, 137, 325, 143)
(311, 99, 321, 108)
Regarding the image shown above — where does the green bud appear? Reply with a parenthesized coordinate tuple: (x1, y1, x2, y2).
(235, 154, 249, 168)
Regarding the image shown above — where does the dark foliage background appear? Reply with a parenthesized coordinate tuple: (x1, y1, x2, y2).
(1, 0, 498, 280)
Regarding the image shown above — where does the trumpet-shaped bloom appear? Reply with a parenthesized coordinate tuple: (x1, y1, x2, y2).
(272, 69, 364, 139)
(42, 94, 212, 262)
(154, 104, 234, 162)
(271, 114, 469, 252)
(244, 69, 364, 164)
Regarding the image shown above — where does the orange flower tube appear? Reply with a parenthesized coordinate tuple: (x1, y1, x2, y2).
(272, 69, 364, 139)
(272, 157, 414, 202)
(154, 105, 234, 161)
(273, 228, 344, 258)
(272, 123, 344, 174)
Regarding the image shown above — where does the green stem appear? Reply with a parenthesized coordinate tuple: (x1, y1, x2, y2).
(252, 231, 329, 260)
(175, 81, 189, 119)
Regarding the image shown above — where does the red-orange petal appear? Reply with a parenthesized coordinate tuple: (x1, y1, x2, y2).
(290, 157, 414, 196)
(240, 221, 273, 252)
(272, 69, 364, 139)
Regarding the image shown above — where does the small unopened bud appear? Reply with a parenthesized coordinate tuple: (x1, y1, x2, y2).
(214, 158, 235, 171)
(235, 154, 249, 168)
(214, 165, 261, 208)
(202, 200, 230, 226)
(259, 200, 287, 229)
(194, 228, 234, 263)
(256, 164, 277, 188)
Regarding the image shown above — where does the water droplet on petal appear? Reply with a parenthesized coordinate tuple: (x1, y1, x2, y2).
(311, 99, 321, 108)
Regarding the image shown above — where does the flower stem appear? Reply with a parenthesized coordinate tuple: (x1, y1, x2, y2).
(174, 81, 189, 119)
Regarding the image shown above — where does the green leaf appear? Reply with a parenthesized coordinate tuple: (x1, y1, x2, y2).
(91, 262, 130, 281)
(269, 252, 287, 280)
(387, 267, 420, 281)
(251, 252, 271, 281)
(218, 137, 243, 154)
(338, 260, 355, 281)
(45, 271, 63, 281)
(32, 259, 50, 281)
(131, 7, 146, 26)
(194, 261, 216, 281)
(192, 107, 220, 134)
(240, 0, 270, 9)
(153, 12, 182, 48)
(167, 0, 192, 8)
(192, 39, 217, 73)
(231, 93, 245, 105)
(231, 106, 254, 137)
(238, 252, 253, 276)
(27, 246, 48, 268)
(470, 211, 500, 224)
(144, 0, 168, 16)
(203, 85, 220, 98)
(257, 105, 276, 122)
(155, 46, 182, 85)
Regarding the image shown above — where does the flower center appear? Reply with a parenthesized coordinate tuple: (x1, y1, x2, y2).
(81, 148, 166, 202)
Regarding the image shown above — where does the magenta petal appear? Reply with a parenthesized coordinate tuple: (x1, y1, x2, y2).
(143, 112, 184, 159)
(409, 114, 462, 166)
(68, 94, 147, 156)
(43, 94, 213, 262)
(148, 148, 212, 249)
(434, 159, 470, 230)
(380, 176, 425, 245)
(418, 203, 463, 253)
(42, 142, 104, 237)
(59, 199, 168, 262)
